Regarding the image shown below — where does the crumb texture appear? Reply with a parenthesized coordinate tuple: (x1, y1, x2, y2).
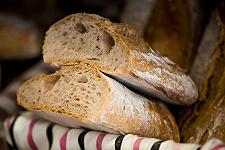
(43, 13, 198, 105)
(43, 14, 129, 70)
(17, 64, 107, 119)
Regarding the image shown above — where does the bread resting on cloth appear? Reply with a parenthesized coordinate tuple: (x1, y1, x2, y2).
(17, 63, 179, 141)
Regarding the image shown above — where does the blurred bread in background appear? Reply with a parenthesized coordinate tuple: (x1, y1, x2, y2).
(189, 10, 221, 87)
(121, 0, 213, 70)
(179, 1, 225, 143)
(0, 14, 41, 59)
(121, 0, 155, 36)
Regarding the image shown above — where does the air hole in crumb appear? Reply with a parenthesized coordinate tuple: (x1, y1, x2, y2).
(97, 92, 101, 96)
(86, 58, 100, 61)
(96, 36, 100, 41)
(80, 38, 84, 44)
(75, 23, 86, 34)
(101, 31, 115, 54)
(62, 31, 67, 36)
(95, 23, 101, 27)
(62, 42, 67, 46)
(77, 75, 88, 83)
(81, 87, 86, 91)
(75, 98, 80, 101)
(57, 110, 62, 113)
(41, 75, 60, 93)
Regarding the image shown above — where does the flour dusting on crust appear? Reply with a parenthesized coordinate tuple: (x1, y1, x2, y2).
(130, 50, 198, 105)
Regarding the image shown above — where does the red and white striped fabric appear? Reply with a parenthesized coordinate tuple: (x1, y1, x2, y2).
(201, 138, 225, 150)
(6, 112, 224, 150)
(1, 63, 225, 150)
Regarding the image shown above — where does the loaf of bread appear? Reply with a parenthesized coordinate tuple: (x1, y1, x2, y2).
(179, 2, 225, 143)
(43, 13, 198, 105)
(180, 40, 225, 144)
(143, 0, 192, 70)
(17, 63, 179, 141)
(0, 14, 41, 59)
(121, 0, 155, 35)
(189, 10, 220, 88)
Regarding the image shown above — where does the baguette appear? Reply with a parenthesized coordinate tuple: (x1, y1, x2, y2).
(43, 13, 198, 105)
(17, 63, 179, 141)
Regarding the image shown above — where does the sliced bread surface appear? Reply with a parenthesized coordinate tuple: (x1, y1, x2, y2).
(17, 63, 179, 141)
(43, 13, 198, 105)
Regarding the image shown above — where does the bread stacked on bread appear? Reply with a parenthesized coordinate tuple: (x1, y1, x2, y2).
(43, 13, 198, 105)
(17, 63, 179, 141)
(17, 13, 198, 141)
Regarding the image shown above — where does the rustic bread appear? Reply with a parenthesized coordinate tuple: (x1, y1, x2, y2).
(143, 0, 192, 69)
(43, 13, 198, 105)
(179, 4, 225, 144)
(121, 0, 209, 70)
(121, 0, 155, 35)
(17, 63, 179, 141)
(189, 10, 220, 88)
(0, 14, 41, 59)
(142, 0, 209, 70)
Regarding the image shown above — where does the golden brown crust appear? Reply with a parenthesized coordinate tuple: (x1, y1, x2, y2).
(179, 40, 225, 144)
(95, 96, 180, 141)
(43, 13, 198, 105)
(17, 64, 179, 141)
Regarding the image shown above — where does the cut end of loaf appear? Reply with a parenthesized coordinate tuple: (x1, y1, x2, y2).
(17, 64, 108, 120)
(43, 13, 129, 71)
(43, 13, 198, 105)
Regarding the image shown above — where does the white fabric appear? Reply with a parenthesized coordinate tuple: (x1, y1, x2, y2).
(3, 112, 212, 150)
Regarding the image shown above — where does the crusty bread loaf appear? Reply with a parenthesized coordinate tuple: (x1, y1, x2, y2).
(143, 0, 192, 70)
(179, 4, 225, 143)
(17, 63, 179, 141)
(189, 11, 219, 88)
(43, 13, 198, 105)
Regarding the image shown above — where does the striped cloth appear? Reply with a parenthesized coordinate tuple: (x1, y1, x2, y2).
(1, 63, 225, 150)
(5, 112, 224, 150)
